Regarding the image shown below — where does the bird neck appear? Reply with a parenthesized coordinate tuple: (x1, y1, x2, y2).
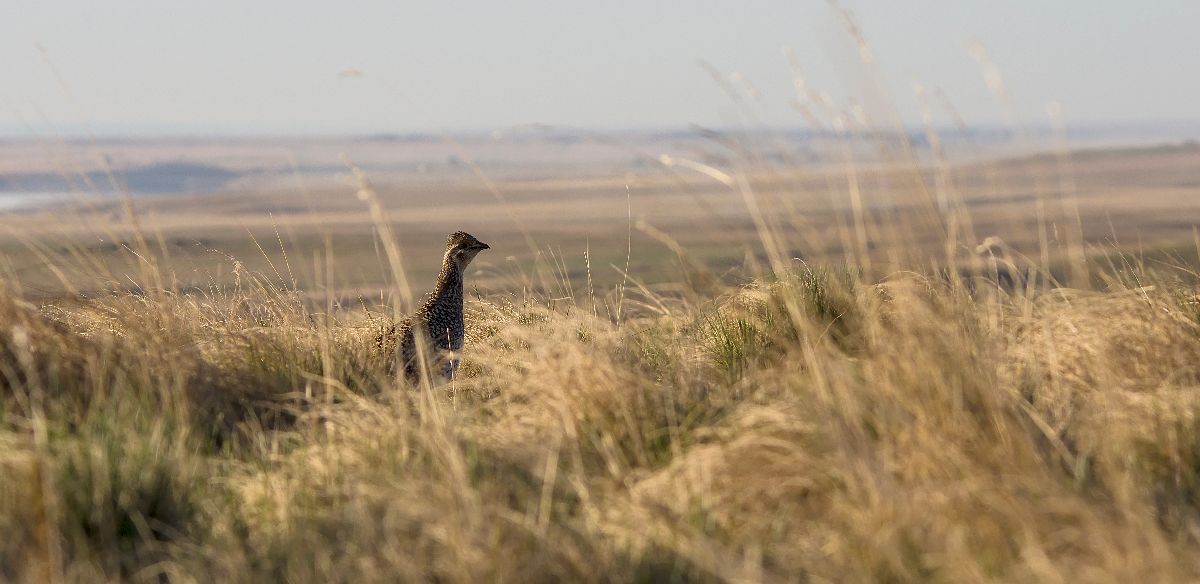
(432, 257, 464, 300)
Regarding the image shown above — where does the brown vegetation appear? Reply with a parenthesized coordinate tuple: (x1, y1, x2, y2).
(2, 219, 1200, 581)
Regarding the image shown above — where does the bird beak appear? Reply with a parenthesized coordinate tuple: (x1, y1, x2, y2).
(476, 241, 490, 250)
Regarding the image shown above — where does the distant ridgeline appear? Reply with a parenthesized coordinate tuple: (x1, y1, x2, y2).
(0, 161, 242, 196)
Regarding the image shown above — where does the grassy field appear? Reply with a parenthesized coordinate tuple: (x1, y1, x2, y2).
(5, 141, 1200, 296)
(4, 141, 1200, 581)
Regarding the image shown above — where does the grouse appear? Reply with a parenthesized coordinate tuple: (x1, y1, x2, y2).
(377, 231, 490, 380)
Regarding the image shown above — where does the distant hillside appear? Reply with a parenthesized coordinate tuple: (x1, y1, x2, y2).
(0, 161, 243, 195)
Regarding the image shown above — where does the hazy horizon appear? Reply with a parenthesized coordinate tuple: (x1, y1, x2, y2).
(5, 118, 1200, 141)
(3, 1, 1198, 138)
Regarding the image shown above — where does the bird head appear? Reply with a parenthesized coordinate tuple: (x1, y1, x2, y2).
(444, 231, 490, 272)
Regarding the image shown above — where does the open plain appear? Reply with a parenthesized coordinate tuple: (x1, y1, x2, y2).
(2, 136, 1200, 299)
(5, 134, 1200, 582)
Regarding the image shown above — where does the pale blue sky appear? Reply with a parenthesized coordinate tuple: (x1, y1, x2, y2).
(2, 1, 1196, 135)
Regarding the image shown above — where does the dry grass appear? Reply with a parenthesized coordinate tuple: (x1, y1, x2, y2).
(5, 39, 1200, 577)
(2, 226, 1200, 583)
(7, 3, 1200, 578)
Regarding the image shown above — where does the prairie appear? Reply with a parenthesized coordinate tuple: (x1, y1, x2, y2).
(2, 138, 1200, 581)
